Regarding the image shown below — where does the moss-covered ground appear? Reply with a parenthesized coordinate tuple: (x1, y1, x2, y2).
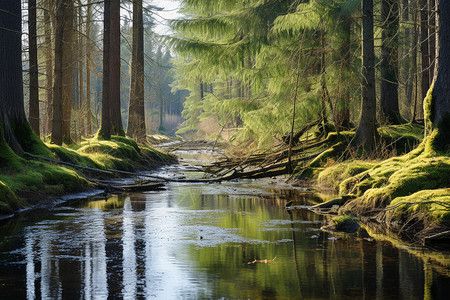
(0, 135, 176, 215)
(314, 124, 450, 242)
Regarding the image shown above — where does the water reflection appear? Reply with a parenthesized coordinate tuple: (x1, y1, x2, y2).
(1, 183, 450, 299)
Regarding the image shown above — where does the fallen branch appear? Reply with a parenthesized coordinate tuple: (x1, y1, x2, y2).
(247, 257, 277, 264)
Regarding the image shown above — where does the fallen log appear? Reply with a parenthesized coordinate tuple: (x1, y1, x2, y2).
(95, 182, 165, 193)
(423, 230, 450, 247)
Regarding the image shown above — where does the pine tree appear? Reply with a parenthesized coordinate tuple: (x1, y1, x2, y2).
(355, 0, 379, 149)
(52, 0, 74, 145)
(0, 0, 45, 154)
(425, 0, 450, 150)
(127, 0, 146, 141)
(28, 0, 40, 136)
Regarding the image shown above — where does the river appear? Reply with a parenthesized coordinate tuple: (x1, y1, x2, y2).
(1, 144, 450, 299)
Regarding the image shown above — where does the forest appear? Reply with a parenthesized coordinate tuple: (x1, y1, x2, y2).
(1, 0, 450, 245)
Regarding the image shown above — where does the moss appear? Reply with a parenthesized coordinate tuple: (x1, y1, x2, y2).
(331, 214, 360, 232)
(318, 160, 375, 191)
(423, 82, 434, 135)
(0, 181, 23, 214)
(387, 189, 450, 228)
(11, 121, 54, 158)
(1, 130, 174, 214)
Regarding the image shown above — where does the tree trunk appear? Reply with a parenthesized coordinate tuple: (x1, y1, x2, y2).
(380, 0, 400, 124)
(425, 0, 450, 150)
(101, 0, 112, 138)
(52, 0, 74, 145)
(28, 0, 40, 136)
(79, 6, 85, 137)
(420, 0, 430, 118)
(0, 1, 42, 154)
(401, 0, 413, 107)
(355, 0, 379, 150)
(428, 0, 436, 84)
(127, 0, 146, 141)
(44, 1, 53, 137)
(86, 0, 92, 136)
(411, 0, 419, 121)
(101, 0, 124, 139)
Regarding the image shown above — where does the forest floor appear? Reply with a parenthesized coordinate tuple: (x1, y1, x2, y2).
(206, 122, 450, 248)
(0, 135, 176, 218)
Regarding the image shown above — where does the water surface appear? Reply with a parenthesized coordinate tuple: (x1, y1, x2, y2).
(1, 148, 450, 299)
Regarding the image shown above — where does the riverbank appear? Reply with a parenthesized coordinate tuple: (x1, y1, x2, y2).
(211, 122, 449, 246)
(0, 135, 176, 217)
(296, 124, 450, 246)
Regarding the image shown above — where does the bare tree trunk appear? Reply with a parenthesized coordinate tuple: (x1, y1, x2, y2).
(0, 1, 39, 154)
(127, 0, 146, 141)
(101, 0, 124, 139)
(28, 0, 40, 136)
(402, 0, 413, 107)
(86, 0, 92, 136)
(101, 0, 112, 138)
(380, 0, 400, 124)
(52, 0, 74, 145)
(355, 0, 379, 150)
(426, 0, 450, 149)
(428, 0, 436, 84)
(79, 6, 85, 138)
(44, 1, 53, 137)
(420, 0, 430, 119)
(411, 0, 419, 121)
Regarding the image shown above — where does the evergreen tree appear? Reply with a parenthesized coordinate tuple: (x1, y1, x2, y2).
(0, 0, 44, 154)
(28, 0, 40, 136)
(425, 0, 450, 150)
(355, 0, 379, 149)
(101, 0, 124, 139)
(52, 0, 74, 145)
(127, 0, 146, 141)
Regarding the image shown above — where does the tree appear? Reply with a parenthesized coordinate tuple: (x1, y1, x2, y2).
(355, 0, 379, 149)
(0, 0, 43, 155)
(44, 0, 53, 137)
(101, 0, 124, 139)
(420, 0, 430, 116)
(127, 0, 146, 141)
(28, 0, 40, 136)
(52, 0, 74, 145)
(380, 0, 400, 124)
(85, 0, 93, 136)
(425, 0, 450, 150)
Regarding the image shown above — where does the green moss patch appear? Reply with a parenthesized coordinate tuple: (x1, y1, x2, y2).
(331, 214, 360, 232)
(1, 134, 175, 215)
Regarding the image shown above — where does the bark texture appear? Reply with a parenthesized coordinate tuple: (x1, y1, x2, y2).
(101, 0, 124, 139)
(0, 0, 39, 154)
(86, 0, 92, 135)
(426, 0, 450, 150)
(28, 0, 40, 135)
(355, 0, 379, 149)
(380, 0, 400, 124)
(127, 0, 146, 141)
(52, 0, 74, 145)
